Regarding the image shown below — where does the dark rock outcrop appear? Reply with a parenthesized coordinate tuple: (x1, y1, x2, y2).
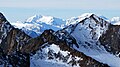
(0, 13, 31, 67)
(99, 24, 120, 56)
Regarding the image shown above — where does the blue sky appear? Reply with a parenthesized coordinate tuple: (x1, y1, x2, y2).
(0, 0, 120, 22)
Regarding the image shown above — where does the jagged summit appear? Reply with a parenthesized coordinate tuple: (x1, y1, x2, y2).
(66, 13, 94, 25)
(66, 13, 109, 26)
(78, 13, 94, 20)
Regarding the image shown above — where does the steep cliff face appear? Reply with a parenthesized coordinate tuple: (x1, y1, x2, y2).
(0, 13, 31, 67)
(0, 13, 109, 67)
(99, 24, 120, 56)
(0, 13, 31, 55)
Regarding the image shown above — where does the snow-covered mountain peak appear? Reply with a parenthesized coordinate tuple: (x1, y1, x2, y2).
(26, 15, 42, 23)
(78, 13, 93, 18)
(36, 15, 54, 25)
(61, 14, 120, 67)
(66, 13, 94, 25)
(111, 17, 120, 25)
(65, 13, 109, 49)
(11, 15, 66, 38)
(77, 13, 94, 21)
(26, 15, 66, 26)
(26, 15, 54, 24)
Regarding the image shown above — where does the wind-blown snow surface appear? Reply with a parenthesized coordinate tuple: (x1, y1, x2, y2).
(11, 15, 66, 38)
